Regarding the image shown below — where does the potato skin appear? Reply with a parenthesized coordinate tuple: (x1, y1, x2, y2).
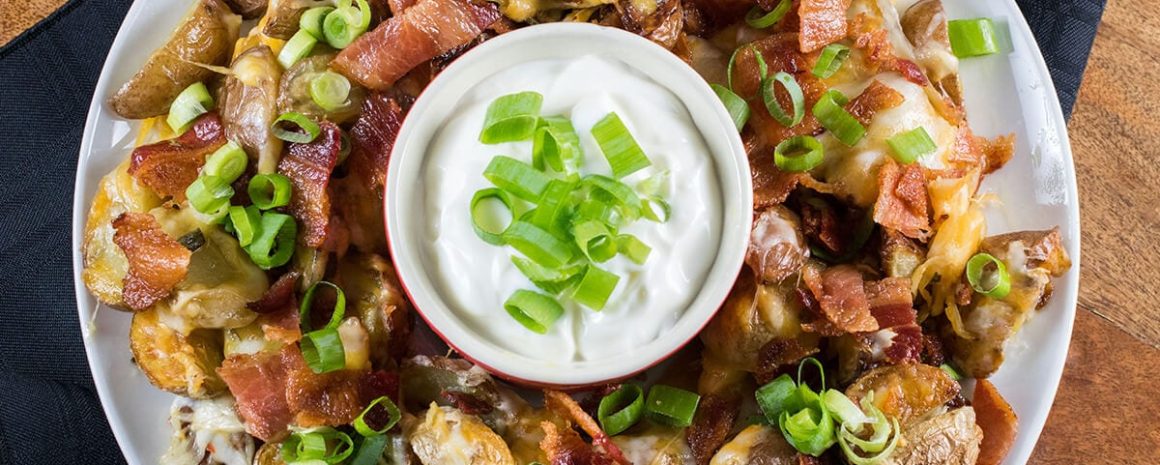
(107, 0, 241, 119)
(82, 160, 163, 309)
(129, 307, 226, 398)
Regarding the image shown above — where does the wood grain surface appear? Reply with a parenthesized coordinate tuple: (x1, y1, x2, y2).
(2, 0, 1158, 463)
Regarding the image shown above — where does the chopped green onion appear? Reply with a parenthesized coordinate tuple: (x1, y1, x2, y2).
(571, 265, 619, 311)
(616, 234, 651, 264)
(966, 252, 1011, 298)
(745, 0, 792, 28)
(727, 45, 768, 92)
(822, 390, 870, 426)
(322, 0, 372, 49)
(511, 257, 583, 294)
(245, 212, 297, 269)
(812, 44, 851, 79)
(248, 173, 293, 210)
(644, 385, 701, 428)
(591, 112, 652, 179)
(636, 170, 669, 197)
(299, 280, 347, 332)
(300, 6, 335, 39)
(778, 400, 836, 456)
(353, 396, 402, 436)
(534, 116, 582, 173)
(272, 112, 322, 143)
(228, 205, 261, 247)
(797, 357, 826, 389)
(282, 427, 355, 464)
(640, 196, 671, 223)
(480, 92, 544, 143)
(301, 327, 346, 373)
(948, 18, 1000, 58)
(711, 84, 750, 131)
(940, 363, 964, 381)
(186, 175, 234, 214)
(167, 82, 213, 134)
(529, 179, 576, 236)
(584, 175, 642, 215)
(575, 198, 625, 230)
(774, 135, 824, 172)
(813, 90, 865, 146)
(756, 374, 798, 422)
(278, 29, 318, 69)
(886, 127, 937, 164)
(203, 141, 248, 183)
(503, 221, 575, 268)
(572, 221, 618, 263)
(837, 398, 900, 465)
(310, 71, 352, 111)
(504, 290, 565, 334)
(483, 155, 551, 202)
(598, 384, 645, 436)
(762, 72, 805, 127)
(348, 434, 389, 465)
(470, 188, 517, 245)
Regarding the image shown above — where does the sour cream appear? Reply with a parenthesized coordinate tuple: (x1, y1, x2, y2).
(422, 55, 722, 363)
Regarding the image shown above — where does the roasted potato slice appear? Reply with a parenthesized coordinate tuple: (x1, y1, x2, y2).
(900, 0, 963, 106)
(845, 363, 960, 426)
(221, 45, 283, 173)
(83, 160, 163, 309)
(264, 0, 334, 39)
(701, 272, 817, 372)
(881, 407, 982, 465)
(973, 379, 1017, 465)
(709, 424, 798, 465)
(409, 405, 516, 465)
(335, 253, 411, 368)
(108, 0, 241, 119)
(130, 307, 226, 398)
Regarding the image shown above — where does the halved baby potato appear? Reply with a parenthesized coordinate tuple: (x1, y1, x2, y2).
(130, 307, 226, 398)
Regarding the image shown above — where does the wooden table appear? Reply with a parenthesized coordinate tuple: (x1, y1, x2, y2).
(3, 0, 1158, 463)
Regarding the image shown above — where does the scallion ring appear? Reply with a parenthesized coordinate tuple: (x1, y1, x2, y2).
(278, 29, 318, 69)
(248, 173, 293, 210)
(762, 71, 805, 127)
(886, 127, 937, 164)
(300, 6, 335, 39)
(353, 396, 402, 437)
(301, 327, 347, 374)
(591, 112, 652, 179)
(281, 427, 355, 464)
(227, 205, 262, 247)
(322, 0, 372, 49)
(203, 140, 248, 183)
(502, 221, 576, 268)
(299, 280, 348, 332)
(480, 91, 544, 143)
(167, 82, 214, 134)
(948, 18, 1000, 58)
(528, 179, 576, 237)
(470, 188, 517, 245)
(711, 84, 751, 131)
(572, 220, 618, 263)
(185, 175, 234, 215)
(940, 363, 964, 381)
(310, 71, 352, 111)
(533, 116, 582, 173)
(727, 45, 769, 93)
(966, 252, 1011, 298)
(482, 155, 551, 201)
(504, 289, 565, 334)
(745, 0, 792, 28)
(774, 135, 824, 173)
(244, 212, 297, 269)
(584, 175, 643, 216)
(640, 196, 671, 223)
(571, 265, 619, 311)
(598, 384, 645, 436)
(511, 257, 584, 295)
(644, 385, 701, 428)
(272, 112, 322, 143)
(756, 374, 798, 422)
(813, 90, 866, 146)
(615, 234, 651, 265)
(348, 434, 389, 465)
(812, 44, 851, 79)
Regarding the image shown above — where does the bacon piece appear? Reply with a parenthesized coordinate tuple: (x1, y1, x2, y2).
(440, 390, 494, 415)
(387, 0, 416, 14)
(218, 345, 306, 441)
(802, 265, 878, 335)
(248, 272, 299, 314)
(848, 14, 930, 86)
(874, 160, 931, 240)
(732, 34, 828, 149)
(686, 394, 739, 465)
(973, 379, 1018, 465)
(111, 212, 191, 311)
(881, 324, 923, 363)
(864, 277, 916, 328)
(544, 390, 630, 465)
(950, 125, 1016, 174)
(541, 422, 618, 465)
(253, 274, 302, 344)
(332, 0, 500, 90)
(798, 0, 850, 52)
(129, 113, 227, 201)
(349, 93, 404, 189)
(845, 80, 905, 128)
(747, 206, 808, 283)
(755, 338, 820, 384)
(286, 366, 369, 427)
(750, 148, 802, 208)
(684, 0, 750, 32)
(277, 121, 342, 248)
(799, 197, 843, 254)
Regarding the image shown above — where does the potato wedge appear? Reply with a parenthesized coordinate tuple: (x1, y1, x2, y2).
(221, 45, 283, 173)
(108, 0, 241, 119)
(130, 307, 226, 398)
(973, 379, 1017, 465)
(82, 160, 163, 309)
(881, 407, 982, 465)
(845, 363, 960, 425)
(409, 405, 516, 465)
(335, 253, 411, 368)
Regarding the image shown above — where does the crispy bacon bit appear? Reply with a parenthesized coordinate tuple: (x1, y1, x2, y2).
(864, 277, 916, 328)
(747, 206, 808, 284)
(111, 212, 191, 311)
(287, 366, 370, 427)
(254, 274, 302, 344)
(335, 95, 407, 254)
(249, 272, 299, 314)
(981, 133, 1016, 174)
(882, 324, 923, 363)
(440, 390, 494, 415)
(686, 394, 739, 465)
(755, 338, 820, 384)
(277, 121, 342, 248)
(802, 265, 879, 335)
(974, 379, 1018, 465)
(874, 160, 931, 240)
(845, 80, 906, 128)
(332, 0, 500, 90)
(848, 14, 930, 86)
(751, 148, 802, 208)
(684, 0, 750, 32)
(129, 113, 226, 201)
(948, 125, 1015, 174)
(733, 34, 827, 148)
(798, 0, 851, 52)
(541, 422, 618, 465)
(218, 345, 305, 441)
(800, 197, 843, 254)
(544, 390, 630, 465)
(387, 0, 416, 14)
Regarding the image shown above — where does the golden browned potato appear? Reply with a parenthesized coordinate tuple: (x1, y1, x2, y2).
(708, 424, 798, 465)
(108, 0, 241, 119)
(252, 441, 286, 465)
(223, 0, 267, 18)
(335, 253, 411, 368)
(746, 206, 807, 284)
(880, 407, 982, 465)
(845, 363, 959, 426)
(221, 45, 283, 173)
(264, 0, 333, 39)
(408, 404, 516, 465)
(82, 160, 163, 309)
(700, 273, 816, 373)
(613, 424, 696, 465)
(130, 307, 226, 398)
(900, 0, 963, 105)
(278, 53, 367, 125)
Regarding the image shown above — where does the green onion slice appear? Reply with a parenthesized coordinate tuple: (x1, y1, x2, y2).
(228, 205, 261, 247)
(511, 257, 583, 295)
(940, 363, 964, 381)
(778, 400, 837, 457)
(203, 140, 248, 183)
(797, 357, 826, 389)
(966, 252, 1011, 298)
(774, 135, 824, 173)
(745, 0, 792, 28)
(300, 280, 347, 332)
(245, 212, 297, 269)
(301, 327, 346, 374)
(167, 82, 214, 134)
(278, 29, 318, 69)
(470, 188, 517, 245)
(640, 196, 671, 223)
(756, 374, 798, 422)
(584, 175, 642, 216)
(480, 92, 544, 144)
(300, 6, 335, 39)
(353, 396, 402, 437)
(948, 18, 1000, 58)
(812, 44, 851, 79)
(886, 127, 937, 164)
(644, 385, 701, 428)
(348, 434, 389, 465)
(727, 45, 768, 92)
(483, 155, 551, 202)
(572, 265, 619, 311)
(322, 0, 372, 49)
(504, 289, 565, 334)
(822, 389, 870, 427)
(813, 90, 865, 146)
(503, 221, 575, 268)
(272, 112, 322, 143)
(762, 72, 805, 127)
(598, 384, 645, 436)
(616, 234, 651, 264)
(529, 179, 576, 237)
(248, 173, 293, 210)
(282, 427, 355, 464)
(591, 112, 652, 179)
(575, 198, 624, 231)
(186, 175, 234, 214)
(534, 116, 582, 173)
(837, 398, 900, 464)
(310, 71, 352, 112)
(572, 220, 618, 263)
(711, 84, 751, 131)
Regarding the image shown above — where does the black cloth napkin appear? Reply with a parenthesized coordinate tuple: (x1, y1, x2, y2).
(0, 1, 1104, 463)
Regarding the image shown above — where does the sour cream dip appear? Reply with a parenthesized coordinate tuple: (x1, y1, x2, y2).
(421, 55, 723, 363)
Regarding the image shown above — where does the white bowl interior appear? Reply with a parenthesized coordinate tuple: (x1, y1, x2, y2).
(386, 23, 752, 386)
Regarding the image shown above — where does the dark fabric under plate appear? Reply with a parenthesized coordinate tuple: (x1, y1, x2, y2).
(0, 0, 1105, 463)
